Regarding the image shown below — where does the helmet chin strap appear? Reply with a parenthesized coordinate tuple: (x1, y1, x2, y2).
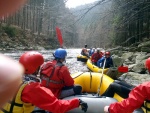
(60, 58, 66, 64)
(55, 58, 65, 64)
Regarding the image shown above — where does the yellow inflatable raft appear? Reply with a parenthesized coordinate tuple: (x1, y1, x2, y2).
(77, 55, 88, 62)
(86, 59, 108, 73)
(70, 72, 145, 113)
(71, 72, 123, 102)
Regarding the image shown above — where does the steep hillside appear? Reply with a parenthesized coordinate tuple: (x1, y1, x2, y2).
(0, 24, 59, 51)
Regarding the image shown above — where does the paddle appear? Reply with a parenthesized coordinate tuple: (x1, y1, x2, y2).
(97, 57, 107, 96)
(55, 26, 63, 48)
(118, 65, 128, 73)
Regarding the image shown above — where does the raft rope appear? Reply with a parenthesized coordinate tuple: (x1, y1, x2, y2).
(97, 57, 106, 96)
(90, 70, 92, 89)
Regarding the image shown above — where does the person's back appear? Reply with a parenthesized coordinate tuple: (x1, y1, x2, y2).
(40, 48, 82, 98)
(40, 59, 74, 97)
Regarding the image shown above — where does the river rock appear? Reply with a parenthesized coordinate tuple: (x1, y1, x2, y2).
(128, 64, 136, 72)
(121, 52, 134, 61)
(120, 72, 150, 86)
(124, 59, 134, 65)
(36, 46, 45, 50)
(128, 47, 138, 52)
(135, 52, 147, 64)
(112, 55, 124, 67)
(138, 40, 150, 48)
(141, 47, 150, 53)
(132, 62, 146, 73)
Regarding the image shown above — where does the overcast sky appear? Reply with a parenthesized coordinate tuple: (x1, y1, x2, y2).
(66, 0, 98, 8)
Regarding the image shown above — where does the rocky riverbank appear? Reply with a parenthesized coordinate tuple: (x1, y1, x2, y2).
(109, 45, 150, 86)
(0, 24, 59, 51)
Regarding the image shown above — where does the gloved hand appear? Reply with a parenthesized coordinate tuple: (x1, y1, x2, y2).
(79, 99, 88, 112)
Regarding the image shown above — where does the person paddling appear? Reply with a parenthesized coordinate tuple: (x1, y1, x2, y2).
(97, 51, 113, 68)
(104, 57, 150, 113)
(40, 48, 82, 98)
(0, 52, 88, 113)
(81, 44, 90, 58)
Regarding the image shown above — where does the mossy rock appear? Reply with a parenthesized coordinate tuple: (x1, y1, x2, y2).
(138, 41, 150, 48)
(141, 47, 150, 53)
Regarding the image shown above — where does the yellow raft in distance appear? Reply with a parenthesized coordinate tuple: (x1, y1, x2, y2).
(77, 55, 88, 62)
(86, 59, 108, 73)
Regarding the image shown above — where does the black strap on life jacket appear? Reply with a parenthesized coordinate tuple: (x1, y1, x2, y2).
(0, 83, 24, 113)
(31, 110, 50, 113)
(41, 61, 64, 87)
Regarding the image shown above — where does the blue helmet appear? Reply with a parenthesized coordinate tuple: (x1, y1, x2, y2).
(54, 48, 67, 59)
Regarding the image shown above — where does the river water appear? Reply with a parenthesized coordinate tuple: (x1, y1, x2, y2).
(2, 49, 149, 86)
(1, 49, 89, 74)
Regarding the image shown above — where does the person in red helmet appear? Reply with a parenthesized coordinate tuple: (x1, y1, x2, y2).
(97, 51, 113, 68)
(40, 48, 82, 98)
(104, 57, 150, 113)
(0, 51, 88, 113)
(19, 51, 44, 82)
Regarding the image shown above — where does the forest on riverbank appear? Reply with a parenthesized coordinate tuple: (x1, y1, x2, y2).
(0, 0, 149, 50)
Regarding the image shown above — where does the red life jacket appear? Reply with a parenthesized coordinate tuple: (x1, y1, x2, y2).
(40, 60, 64, 89)
(91, 53, 102, 63)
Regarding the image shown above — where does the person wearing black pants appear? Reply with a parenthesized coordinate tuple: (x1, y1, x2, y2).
(101, 80, 135, 98)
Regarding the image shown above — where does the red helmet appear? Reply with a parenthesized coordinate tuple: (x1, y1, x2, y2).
(145, 57, 150, 72)
(105, 51, 110, 55)
(19, 51, 44, 74)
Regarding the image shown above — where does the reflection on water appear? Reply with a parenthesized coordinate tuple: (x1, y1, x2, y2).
(1, 49, 89, 74)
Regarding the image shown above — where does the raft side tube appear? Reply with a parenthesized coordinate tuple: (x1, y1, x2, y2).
(64, 95, 117, 113)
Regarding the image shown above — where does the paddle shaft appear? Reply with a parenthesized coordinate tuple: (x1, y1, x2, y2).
(97, 57, 106, 96)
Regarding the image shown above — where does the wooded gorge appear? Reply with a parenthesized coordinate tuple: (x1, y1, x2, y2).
(0, 0, 78, 49)
(73, 0, 150, 48)
(0, 0, 149, 49)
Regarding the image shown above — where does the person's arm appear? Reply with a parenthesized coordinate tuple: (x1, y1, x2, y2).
(104, 81, 150, 113)
(97, 59, 100, 67)
(22, 82, 79, 113)
(97, 57, 104, 67)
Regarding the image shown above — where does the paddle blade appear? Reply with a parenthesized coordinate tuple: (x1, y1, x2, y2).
(56, 27, 63, 48)
(118, 66, 128, 73)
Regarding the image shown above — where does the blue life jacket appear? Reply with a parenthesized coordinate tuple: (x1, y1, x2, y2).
(97, 56, 113, 68)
